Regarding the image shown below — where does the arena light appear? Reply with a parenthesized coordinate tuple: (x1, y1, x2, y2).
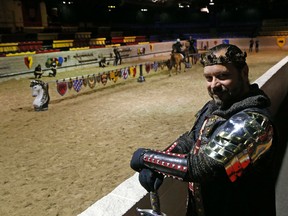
(178, 3, 190, 8)
(108, 5, 116, 12)
(151, 0, 167, 3)
(63, 1, 74, 4)
(200, 6, 209, 13)
(209, 0, 214, 5)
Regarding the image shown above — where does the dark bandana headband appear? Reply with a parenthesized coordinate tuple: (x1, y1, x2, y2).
(200, 46, 247, 66)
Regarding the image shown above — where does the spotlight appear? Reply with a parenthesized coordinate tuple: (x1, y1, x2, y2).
(200, 6, 209, 13)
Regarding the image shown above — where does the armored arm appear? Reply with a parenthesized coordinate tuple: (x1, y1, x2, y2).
(203, 111, 274, 182)
(134, 111, 274, 183)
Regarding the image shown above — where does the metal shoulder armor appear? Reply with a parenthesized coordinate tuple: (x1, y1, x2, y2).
(203, 111, 273, 182)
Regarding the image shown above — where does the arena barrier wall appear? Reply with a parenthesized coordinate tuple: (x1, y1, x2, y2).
(77, 58, 288, 215)
(0, 41, 173, 78)
(196, 37, 288, 52)
(0, 36, 288, 79)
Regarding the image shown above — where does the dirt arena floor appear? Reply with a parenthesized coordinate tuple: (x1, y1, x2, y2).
(0, 50, 287, 216)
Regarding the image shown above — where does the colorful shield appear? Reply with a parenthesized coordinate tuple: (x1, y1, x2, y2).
(68, 79, 73, 89)
(24, 57, 29, 68)
(122, 68, 129, 79)
(129, 66, 134, 76)
(45, 58, 52, 68)
(132, 66, 137, 77)
(73, 79, 83, 92)
(96, 74, 101, 83)
(24, 56, 33, 69)
(109, 71, 115, 81)
(88, 75, 96, 89)
(58, 56, 64, 66)
(57, 81, 68, 96)
(277, 37, 286, 48)
(113, 70, 119, 83)
(82, 76, 88, 87)
(101, 73, 108, 85)
(145, 63, 151, 73)
(222, 39, 229, 44)
(153, 62, 158, 72)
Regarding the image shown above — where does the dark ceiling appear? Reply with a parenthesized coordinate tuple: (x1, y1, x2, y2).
(45, 0, 288, 26)
(70, 0, 287, 11)
(46, 0, 287, 13)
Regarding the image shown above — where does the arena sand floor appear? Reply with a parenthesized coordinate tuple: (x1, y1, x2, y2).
(0, 50, 287, 216)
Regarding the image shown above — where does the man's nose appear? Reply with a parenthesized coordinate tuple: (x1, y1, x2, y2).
(210, 77, 220, 88)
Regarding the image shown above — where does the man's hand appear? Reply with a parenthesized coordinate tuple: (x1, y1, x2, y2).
(139, 169, 164, 192)
(130, 148, 147, 172)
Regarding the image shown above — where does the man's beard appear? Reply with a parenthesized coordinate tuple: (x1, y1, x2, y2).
(209, 81, 245, 108)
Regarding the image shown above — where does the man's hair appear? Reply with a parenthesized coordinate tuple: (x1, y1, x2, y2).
(200, 44, 247, 71)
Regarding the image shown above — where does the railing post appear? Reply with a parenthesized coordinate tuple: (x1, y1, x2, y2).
(137, 64, 145, 82)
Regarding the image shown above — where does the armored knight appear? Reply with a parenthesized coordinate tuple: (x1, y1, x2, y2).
(131, 44, 277, 216)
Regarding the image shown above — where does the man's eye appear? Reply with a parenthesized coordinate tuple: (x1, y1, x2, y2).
(217, 74, 228, 80)
(205, 76, 212, 82)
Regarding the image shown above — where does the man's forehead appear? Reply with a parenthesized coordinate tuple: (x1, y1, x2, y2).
(203, 63, 238, 74)
(204, 64, 228, 73)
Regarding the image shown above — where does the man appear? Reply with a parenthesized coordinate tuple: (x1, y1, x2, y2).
(113, 47, 122, 66)
(255, 39, 260, 53)
(187, 36, 197, 53)
(249, 38, 254, 52)
(172, 38, 183, 54)
(34, 64, 43, 79)
(172, 38, 187, 64)
(187, 36, 197, 64)
(99, 57, 107, 68)
(49, 59, 57, 77)
(131, 44, 277, 216)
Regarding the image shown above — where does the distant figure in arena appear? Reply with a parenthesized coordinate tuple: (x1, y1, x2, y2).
(249, 38, 254, 52)
(99, 57, 107, 68)
(255, 39, 259, 53)
(113, 47, 122, 66)
(172, 38, 183, 54)
(34, 64, 43, 79)
(187, 36, 197, 53)
(172, 38, 187, 62)
(49, 59, 57, 77)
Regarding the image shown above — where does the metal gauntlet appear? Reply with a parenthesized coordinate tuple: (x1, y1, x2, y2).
(143, 150, 189, 181)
